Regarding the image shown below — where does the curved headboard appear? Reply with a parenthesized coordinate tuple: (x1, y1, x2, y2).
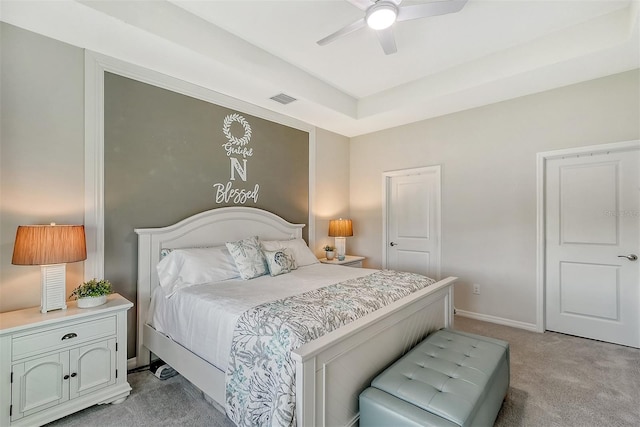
(135, 207, 305, 362)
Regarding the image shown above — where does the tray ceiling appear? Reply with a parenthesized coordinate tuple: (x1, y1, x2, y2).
(2, 0, 638, 136)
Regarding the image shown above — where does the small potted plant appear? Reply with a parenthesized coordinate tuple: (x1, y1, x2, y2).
(323, 245, 336, 261)
(70, 278, 112, 308)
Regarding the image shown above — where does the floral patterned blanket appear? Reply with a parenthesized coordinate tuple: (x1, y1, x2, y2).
(225, 269, 436, 427)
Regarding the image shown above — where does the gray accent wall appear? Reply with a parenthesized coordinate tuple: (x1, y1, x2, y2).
(104, 73, 309, 356)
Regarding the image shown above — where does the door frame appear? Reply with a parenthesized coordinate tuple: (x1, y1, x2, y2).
(536, 139, 640, 333)
(382, 165, 442, 279)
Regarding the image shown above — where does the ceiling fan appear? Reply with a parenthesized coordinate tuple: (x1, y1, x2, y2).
(317, 0, 469, 55)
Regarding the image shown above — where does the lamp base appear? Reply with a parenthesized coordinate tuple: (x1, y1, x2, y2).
(335, 237, 346, 261)
(41, 264, 67, 313)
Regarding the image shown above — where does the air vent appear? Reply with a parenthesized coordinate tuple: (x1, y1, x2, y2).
(270, 93, 297, 105)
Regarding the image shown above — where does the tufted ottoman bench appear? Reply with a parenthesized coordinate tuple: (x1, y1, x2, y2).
(359, 329, 509, 427)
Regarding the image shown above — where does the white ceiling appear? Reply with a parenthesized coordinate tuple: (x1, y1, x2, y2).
(2, 0, 638, 136)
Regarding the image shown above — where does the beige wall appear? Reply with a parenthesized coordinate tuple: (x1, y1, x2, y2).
(0, 23, 85, 312)
(313, 128, 351, 255)
(349, 70, 640, 325)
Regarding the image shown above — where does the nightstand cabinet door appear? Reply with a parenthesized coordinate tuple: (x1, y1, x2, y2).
(71, 338, 116, 398)
(11, 338, 116, 422)
(11, 353, 70, 421)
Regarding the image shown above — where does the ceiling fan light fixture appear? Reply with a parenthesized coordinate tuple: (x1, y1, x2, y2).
(366, 2, 398, 30)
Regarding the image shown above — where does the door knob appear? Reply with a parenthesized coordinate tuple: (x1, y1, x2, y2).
(618, 254, 638, 261)
(390, 242, 398, 246)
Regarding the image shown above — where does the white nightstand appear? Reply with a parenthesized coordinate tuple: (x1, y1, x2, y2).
(319, 255, 365, 268)
(0, 294, 133, 427)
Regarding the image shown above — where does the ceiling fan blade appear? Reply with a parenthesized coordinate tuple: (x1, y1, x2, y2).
(376, 27, 397, 55)
(345, 0, 375, 11)
(397, 0, 468, 22)
(317, 18, 366, 46)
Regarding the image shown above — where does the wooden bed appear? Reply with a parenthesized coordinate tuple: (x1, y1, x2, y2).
(135, 207, 457, 426)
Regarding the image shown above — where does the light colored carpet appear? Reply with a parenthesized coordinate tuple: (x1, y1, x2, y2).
(46, 368, 234, 427)
(454, 316, 640, 427)
(47, 316, 640, 426)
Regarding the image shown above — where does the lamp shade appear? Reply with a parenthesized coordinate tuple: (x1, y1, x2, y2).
(12, 224, 87, 265)
(328, 219, 353, 237)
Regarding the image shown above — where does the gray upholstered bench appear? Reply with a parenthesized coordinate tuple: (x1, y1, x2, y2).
(360, 329, 509, 427)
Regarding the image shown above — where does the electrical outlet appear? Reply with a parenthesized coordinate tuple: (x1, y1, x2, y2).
(472, 284, 480, 295)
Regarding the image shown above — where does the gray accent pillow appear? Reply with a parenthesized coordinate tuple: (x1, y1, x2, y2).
(263, 248, 297, 277)
(261, 238, 319, 266)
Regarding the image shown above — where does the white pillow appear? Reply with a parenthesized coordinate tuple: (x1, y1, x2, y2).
(263, 248, 297, 277)
(261, 238, 319, 267)
(225, 236, 269, 280)
(156, 247, 240, 297)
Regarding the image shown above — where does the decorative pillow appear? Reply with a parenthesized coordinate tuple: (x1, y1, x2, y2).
(225, 236, 268, 280)
(261, 238, 319, 267)
(156, 246, 240, 297)
(263, 248, 297, 277)
(281, 247, 298, 270)
(160, 248, 173, 259)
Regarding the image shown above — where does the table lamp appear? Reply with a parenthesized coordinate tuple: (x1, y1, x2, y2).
(12, 224, 87, 313)
(328, 218, 353, 261)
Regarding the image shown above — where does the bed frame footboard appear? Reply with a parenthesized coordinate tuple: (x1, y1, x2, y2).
(292, 276, 456, 426)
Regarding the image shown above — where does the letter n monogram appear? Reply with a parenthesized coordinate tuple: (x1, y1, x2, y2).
(230, 158, 247, 182)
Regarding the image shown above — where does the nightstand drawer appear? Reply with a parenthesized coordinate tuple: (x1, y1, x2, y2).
(12, 315, 117, 360)
(319, 255, 365, 268)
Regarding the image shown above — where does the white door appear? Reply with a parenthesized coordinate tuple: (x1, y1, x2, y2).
(545, 146, 639, 347)
(384, 166, 441, 279)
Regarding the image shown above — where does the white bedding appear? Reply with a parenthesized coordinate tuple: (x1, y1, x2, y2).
(148, 263, 375, 371)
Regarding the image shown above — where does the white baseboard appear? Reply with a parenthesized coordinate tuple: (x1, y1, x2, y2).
(127, 357, 137, 370)
(455, 309, 539, 332)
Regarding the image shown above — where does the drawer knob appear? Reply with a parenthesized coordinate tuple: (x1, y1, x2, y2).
(61, 333, 78, 341)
